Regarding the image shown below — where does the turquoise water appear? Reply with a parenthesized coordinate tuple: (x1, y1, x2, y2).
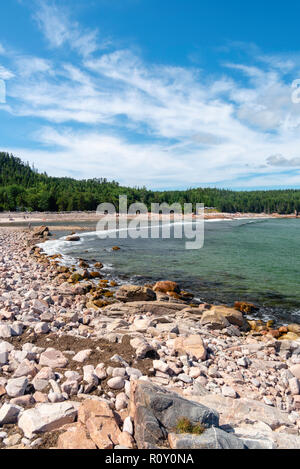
(43, 218, 300, 323)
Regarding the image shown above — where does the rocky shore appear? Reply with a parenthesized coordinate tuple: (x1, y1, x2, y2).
(0, 210, 294, 227)
(0, 226, 300, 449)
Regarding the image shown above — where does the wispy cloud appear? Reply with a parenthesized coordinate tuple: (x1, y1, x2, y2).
(1, 2, 300, 189)
(33, 1, 101, 57)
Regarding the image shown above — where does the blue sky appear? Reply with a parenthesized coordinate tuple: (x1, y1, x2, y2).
(1, 0, 300, 190)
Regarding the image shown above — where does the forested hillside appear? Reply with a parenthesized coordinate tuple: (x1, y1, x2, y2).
(0, 152, 300, 214)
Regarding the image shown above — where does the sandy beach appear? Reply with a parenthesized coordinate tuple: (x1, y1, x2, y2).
(0, 210, 295, 230)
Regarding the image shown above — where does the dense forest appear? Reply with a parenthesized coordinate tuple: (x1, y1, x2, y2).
(0, 152, 300, 214)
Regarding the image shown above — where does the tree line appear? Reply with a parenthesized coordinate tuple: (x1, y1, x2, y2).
(1, 152, 300, 214)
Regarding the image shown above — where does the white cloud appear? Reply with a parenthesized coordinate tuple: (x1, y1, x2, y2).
(15, 56, 53, 77)
(34, 1, 100, 57)
(2, 4, 300, 188)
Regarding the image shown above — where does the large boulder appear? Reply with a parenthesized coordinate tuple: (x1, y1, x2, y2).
(66, 235, 81, 242)
(18, 402, 78, 438)
(230, 423, 277, 449)
(211, 306, 245, 327)
(78, 399, 121, 449)
(200, 310, 230, 330)
(39, 348, 68, 369)
(6, 377, 28, 398)
(115, 285, 156, 303)
(229, 422, 300, 449)
(168, 427, 245, 449)
(173, 335, 207, 361)
(57, 423, 97, 449)
(130, 381, 219, 449)
(104, 301, 188, 316)
(0, 403, 21, 425)
(194, 394, 291, 430)
(200, 305, 247, 330)
(33, 226, 50, 237)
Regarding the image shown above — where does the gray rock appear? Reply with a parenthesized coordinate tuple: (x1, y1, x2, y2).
(111, 354, 130, 367)
(238, 436, 276, 449)
(237, 357, 249, 368)
(195, 394, 291, 430)
(10, 322, 24, 336)
(222, 385, 237, 398)
(191, 381, 210, 397)
(177, 373, 193, 384)
(0, 403, 21, 425)
(0, 325, 13, 338)
(6, 377, 28, 397)
(273, 432, 300, 449)
(112, 367, 127, 378)
(48, 392, 65, 403)
(126, 367, 143, 379)
(18, 401, 78, 438)
(32, 299, 49, 314)
(72, 349, 92, 363)
(132, 381, 219, 449)
(230, 422, 277, 449)
(34, 322, 50, 334)
(123, 416, 134, 435)
(115, 285, 156, 303)
(0, 351, 8, 365)
(0, 341, 14, 353)
(107, 377, 125, 390)
(168, 427, 245, 449)
(39, 348, 68, 368)
(289, 377, 300, 395)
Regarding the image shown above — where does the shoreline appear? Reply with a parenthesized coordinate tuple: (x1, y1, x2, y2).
(0, 226, 300, 449)
(0, 210, 298, 228)
(37, 220, 300, 325)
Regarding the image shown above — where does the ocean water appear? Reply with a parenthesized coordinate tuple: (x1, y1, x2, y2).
(41, 218, 300, 324)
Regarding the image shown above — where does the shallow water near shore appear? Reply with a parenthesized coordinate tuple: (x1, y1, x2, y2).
(41, 218, 300, 324)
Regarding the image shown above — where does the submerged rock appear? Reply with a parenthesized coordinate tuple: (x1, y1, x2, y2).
(33, 226, 50, 237)
(234, 301, 259, 314)
(66, 236, 81, 242)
